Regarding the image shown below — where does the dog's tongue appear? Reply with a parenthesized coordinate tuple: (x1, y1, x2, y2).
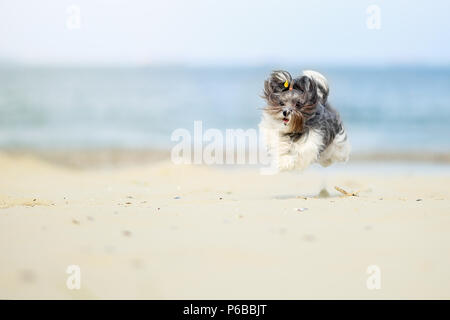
(283, 118, 289, 123)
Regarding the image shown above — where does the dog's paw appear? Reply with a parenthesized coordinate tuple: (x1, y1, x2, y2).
(277, 155, 296, 171)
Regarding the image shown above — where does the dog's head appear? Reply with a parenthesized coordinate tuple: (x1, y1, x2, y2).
(263, 70, 319, 133)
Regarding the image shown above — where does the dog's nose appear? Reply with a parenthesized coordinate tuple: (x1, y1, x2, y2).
(283, 110, 289, 117)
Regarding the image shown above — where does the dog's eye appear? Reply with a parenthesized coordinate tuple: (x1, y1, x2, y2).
(279, 101, 285, 106)
(295, 102, 302, 108)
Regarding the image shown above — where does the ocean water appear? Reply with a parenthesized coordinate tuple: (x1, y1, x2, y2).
(0, 66, 449, 152)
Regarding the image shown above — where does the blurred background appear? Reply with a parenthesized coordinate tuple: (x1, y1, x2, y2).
(0, 0, 449, 162)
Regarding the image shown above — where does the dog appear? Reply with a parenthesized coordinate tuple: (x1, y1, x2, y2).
(259, 70, 350, 171)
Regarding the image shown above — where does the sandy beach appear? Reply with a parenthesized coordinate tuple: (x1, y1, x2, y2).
(1, 151, 450, 299)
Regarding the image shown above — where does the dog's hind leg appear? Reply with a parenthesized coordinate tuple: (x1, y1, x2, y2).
(318, 129, 350, 167)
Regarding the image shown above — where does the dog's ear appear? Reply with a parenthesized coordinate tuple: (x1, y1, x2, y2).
(263, 70, 292, 101)
(294, 76, 318, 104)
(302, 70, 329, 103)
(294, 76, 316, 93)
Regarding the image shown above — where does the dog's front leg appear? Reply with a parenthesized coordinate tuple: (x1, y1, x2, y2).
(274, 136, 296, 172)
(291, 130, 323, 171)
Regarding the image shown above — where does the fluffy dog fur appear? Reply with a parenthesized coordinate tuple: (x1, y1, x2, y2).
(259, 70, 350, 171)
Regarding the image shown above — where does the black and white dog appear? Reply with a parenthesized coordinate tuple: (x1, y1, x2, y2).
(259, 70, 350, 171)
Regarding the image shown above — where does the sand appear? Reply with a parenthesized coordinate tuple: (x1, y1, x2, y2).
(0, 151, 450, 299)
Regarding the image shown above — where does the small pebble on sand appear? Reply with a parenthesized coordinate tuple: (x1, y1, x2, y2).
(20, 269, 36, 283)
(302, 234, 316, 242)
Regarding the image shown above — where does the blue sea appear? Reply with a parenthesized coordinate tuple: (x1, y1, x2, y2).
(0, 66, 449, 153)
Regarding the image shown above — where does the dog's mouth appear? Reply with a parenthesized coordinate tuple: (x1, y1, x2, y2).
(282, 117, 289, 125)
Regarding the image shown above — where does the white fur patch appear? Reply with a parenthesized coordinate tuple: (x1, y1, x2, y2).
(259, 111, 351, 172)
(259, 112, 325, 172)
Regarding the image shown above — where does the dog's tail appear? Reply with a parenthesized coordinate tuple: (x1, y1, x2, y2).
(303, 70, 329, 104)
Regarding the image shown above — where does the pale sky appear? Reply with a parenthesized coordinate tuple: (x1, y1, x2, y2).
(0, 0, 449, 66)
